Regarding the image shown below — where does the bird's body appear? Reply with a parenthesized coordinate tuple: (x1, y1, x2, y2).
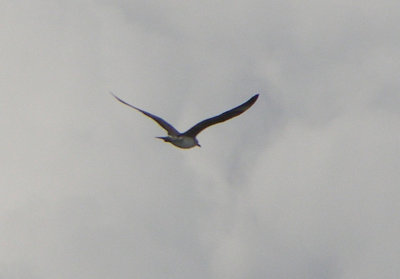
(157, 135, 199, 149)
(112, 93, 258, 149)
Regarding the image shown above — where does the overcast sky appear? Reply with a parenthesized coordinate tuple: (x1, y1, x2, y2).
(1, 0, 400, 278)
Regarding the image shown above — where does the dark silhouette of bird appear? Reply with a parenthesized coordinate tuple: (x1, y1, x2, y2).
(111, 93, 258, 149)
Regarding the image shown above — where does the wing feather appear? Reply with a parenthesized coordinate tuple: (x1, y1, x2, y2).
(183, 94, 258, 137)
(111, 92, 180, 136)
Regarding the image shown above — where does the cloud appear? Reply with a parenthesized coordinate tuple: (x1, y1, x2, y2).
(1, 0, 399, 278)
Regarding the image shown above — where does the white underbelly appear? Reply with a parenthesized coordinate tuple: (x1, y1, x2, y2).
(172, 136, 196, 149)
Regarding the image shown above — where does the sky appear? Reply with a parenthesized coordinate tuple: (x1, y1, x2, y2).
(1, 0, 400, 278)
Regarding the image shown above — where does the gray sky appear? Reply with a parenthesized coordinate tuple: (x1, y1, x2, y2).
(1, 0, 400, 278)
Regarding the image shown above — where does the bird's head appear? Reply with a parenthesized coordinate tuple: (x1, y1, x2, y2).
(194, 138, 201, 148)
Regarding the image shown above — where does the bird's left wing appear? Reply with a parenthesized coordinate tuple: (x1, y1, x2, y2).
(183, 94, 259, 137)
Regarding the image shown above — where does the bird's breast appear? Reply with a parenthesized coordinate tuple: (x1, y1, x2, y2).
(171, 136, 197, 149)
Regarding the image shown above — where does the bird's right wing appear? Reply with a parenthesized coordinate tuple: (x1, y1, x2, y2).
(111, 93, 180, 136)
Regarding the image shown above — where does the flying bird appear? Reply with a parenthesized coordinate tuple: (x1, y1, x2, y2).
(111, 93, 259, 149)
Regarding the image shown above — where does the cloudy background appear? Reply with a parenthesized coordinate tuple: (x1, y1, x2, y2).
(1, 0, 400, 278)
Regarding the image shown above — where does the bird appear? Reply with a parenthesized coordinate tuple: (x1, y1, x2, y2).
(111, 92, 259, 149)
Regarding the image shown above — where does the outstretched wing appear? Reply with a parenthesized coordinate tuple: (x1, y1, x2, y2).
(183, 94, 259, 137)
(111, 92, 180, 136)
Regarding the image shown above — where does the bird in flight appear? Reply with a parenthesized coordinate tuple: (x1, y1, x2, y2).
(111, 93, 259, 149)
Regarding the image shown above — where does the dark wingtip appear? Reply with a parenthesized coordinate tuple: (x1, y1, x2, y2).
(246, 94, 259, 106)
(109, 91, 123, 103)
